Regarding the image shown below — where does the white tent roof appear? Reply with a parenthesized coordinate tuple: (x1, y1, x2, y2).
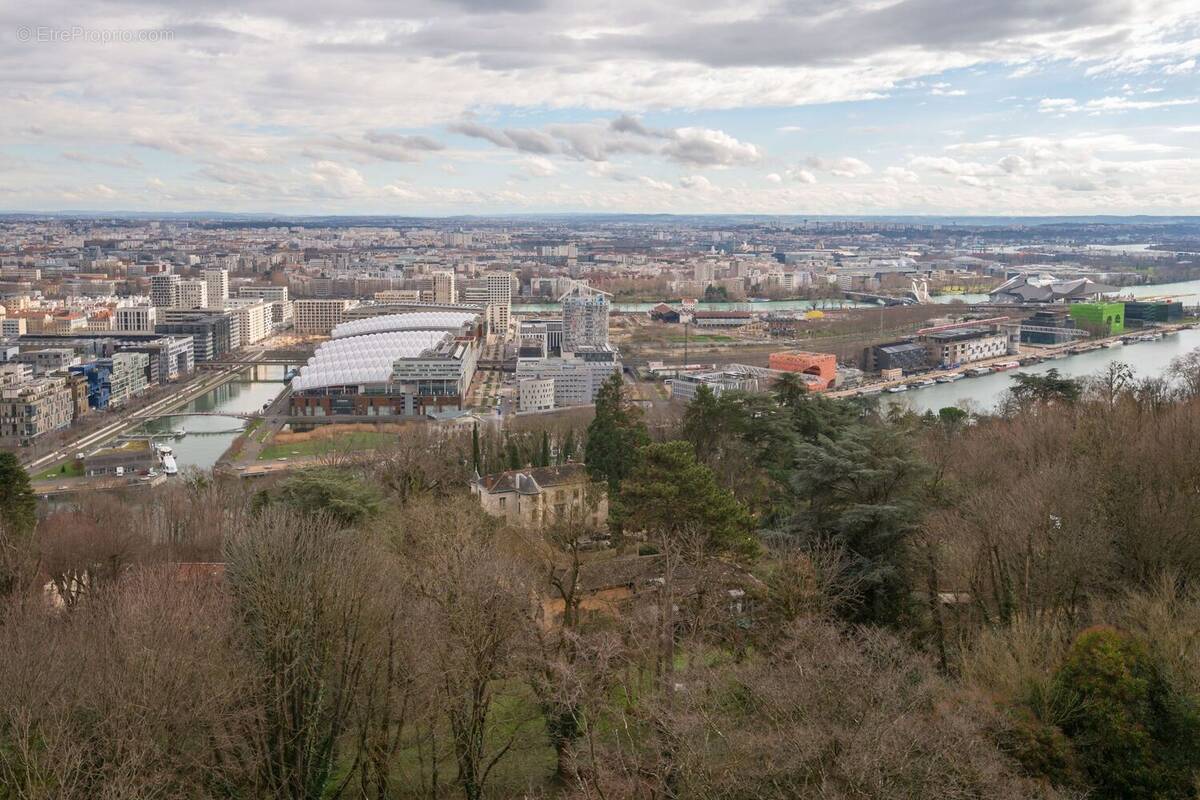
(291, 330, 449, 391)
(331, 311, 478, 340)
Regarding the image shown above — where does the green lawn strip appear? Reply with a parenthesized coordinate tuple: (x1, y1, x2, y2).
(257, 431, 397, 460)
(32, 460, 85, 481)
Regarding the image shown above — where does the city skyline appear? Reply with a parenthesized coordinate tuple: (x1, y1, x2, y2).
(2, 0, 1199, 215)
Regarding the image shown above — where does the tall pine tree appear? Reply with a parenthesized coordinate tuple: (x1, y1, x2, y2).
(585, 374, 648, 494)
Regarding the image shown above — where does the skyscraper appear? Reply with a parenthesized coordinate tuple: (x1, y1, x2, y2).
(149, 274, 180, 309)
(560, 281, 611, 353)
(433, 270, 457, 304)
(484, 271, 514, 338)
(178, 280, 209, 309)
(203, 268, 229, 307)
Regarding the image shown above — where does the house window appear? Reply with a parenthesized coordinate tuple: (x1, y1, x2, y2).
(498, 497, 506, 509)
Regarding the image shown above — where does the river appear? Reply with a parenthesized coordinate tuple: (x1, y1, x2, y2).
(884, 328, 1200, 414)
(513, 278, 1200, 315)
(131, 365, 287, 472)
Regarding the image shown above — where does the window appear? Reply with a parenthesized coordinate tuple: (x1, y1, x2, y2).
(498, 496, 506, 509)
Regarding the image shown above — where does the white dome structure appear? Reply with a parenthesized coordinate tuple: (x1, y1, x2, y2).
(331, 311, 479, 340)
(292, 316, 474, 392)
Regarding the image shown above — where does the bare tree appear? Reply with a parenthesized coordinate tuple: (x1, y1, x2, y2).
(223, 507, 385, 800)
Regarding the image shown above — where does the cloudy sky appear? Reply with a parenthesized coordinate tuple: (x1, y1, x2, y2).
(2, 0, 1199, 215)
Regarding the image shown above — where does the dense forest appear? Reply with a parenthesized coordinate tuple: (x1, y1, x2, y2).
(3, 354, 1200, 799)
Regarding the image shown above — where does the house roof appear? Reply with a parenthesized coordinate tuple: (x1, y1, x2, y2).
(478, 463, 591, 495)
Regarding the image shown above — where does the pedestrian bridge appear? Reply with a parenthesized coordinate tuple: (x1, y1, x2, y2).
(132, 411, 260, 421)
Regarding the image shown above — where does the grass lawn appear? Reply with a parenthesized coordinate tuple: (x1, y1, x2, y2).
(33, 460, 85, 481)
(257, 431, 397, 460)
(667, 334, 734, 343)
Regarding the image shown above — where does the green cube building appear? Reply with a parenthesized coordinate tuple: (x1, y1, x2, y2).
(1069, 302, 1125, 336)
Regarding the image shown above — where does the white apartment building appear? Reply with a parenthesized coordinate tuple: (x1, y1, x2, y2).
(106, 351, 150, 407)
(115, 305, 157, 333)
(560, 282, 611, 353)
(433, 270, 457, 304)
(294, 299, 355, 335)
(1, 318, 28, 337)
(203, 268, 230, 305)
(236, 284, 289, 303)
(178, 280, 209, 309)
(149, 274, 180, 309)
(236, 286, 292, 327)
(485, 271, 514, 339)
(226, 299, 271, 346)
(518, 377, 556, 412)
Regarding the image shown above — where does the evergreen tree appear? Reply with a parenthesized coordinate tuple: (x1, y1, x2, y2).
(538, 431, 551, 468)
(0, 452, 37, 597)
(617, 441, 754, 555)
(472, 423, 481, 474)
(585, 374, 648, 494)
(0, 452, 36, 540)
(507, 438, 523, 470)
(1011, 368, 1083, 405)
(784, 423, 927, 625)
(561, 428, 576, 463)
(1055, 627, 1200, 800)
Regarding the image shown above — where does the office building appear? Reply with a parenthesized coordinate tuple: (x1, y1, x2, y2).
(767, 351, 838, 391)
(518, 377, 556, 412)
(560, 282, 611, 353)
(155, 313, 232, 363)
(149, 274, 181, 309)
(515, 353, 620, 407)
(115, 306, 157, 333)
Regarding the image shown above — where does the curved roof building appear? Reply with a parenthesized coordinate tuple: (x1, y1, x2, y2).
(291, 330, 451, 391)
(331, 311, 480, 340)
(288, 309, 484, 419)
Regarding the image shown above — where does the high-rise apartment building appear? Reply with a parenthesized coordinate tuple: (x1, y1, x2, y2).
(178, 280, 209, 309)
(149, 274, 180, 309)
(560, 281, 611, 354)
(484, 271, 514, 339)
(294, 299, 355, 335)
(433, 270, 457, 304)
(203, 268, 230, 306)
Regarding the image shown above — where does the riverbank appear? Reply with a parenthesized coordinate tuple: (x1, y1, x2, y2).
(828, 322, 1200, 412)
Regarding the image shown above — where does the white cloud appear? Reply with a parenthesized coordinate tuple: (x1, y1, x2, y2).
(805, 156, 872, 177)
(518, 155, 558, 177)
(1163, 58, 1196, 75)
(1040, 95, 1198, 113)
(678, 175, 714, 191)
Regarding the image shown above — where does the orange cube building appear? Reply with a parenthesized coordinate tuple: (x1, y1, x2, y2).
(768, 350, 838, 391)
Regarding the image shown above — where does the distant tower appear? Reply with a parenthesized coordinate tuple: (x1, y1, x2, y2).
(484, 271, 514, 338)
(433, 270, 457, 304)
(560, 280, 612, 354)
(149, 274, 180, 309)
(203, 268, 229, 307)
